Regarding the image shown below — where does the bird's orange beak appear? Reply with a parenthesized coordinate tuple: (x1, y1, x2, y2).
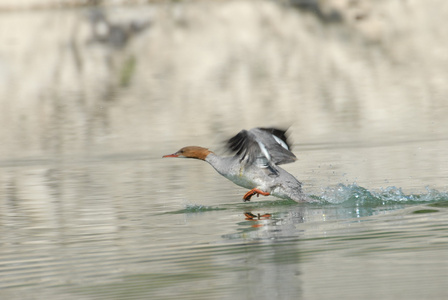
(162, 153, 179, 158)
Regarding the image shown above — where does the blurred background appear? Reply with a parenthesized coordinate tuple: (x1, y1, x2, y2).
(0, 0, 447, 190)
(0, 0, 448, 299)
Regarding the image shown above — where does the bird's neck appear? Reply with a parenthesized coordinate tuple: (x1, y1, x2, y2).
(205, 153, 237, 175)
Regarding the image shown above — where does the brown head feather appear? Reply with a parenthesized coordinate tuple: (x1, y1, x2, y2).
(163, 146, 212, 160)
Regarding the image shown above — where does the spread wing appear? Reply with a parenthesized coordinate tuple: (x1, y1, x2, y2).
(226, 127, 297, 174)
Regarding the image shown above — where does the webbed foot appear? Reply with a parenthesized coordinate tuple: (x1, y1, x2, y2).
(243, 188, 270, 201)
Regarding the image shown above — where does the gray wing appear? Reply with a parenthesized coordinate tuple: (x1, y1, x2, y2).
(226, 127, 297, 174)
(253, 127, 297, 165)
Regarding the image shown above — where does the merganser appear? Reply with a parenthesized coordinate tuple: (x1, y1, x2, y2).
(163, 127, 307, 202)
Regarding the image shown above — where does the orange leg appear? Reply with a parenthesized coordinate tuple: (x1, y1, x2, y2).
(243, 188, 270, 201)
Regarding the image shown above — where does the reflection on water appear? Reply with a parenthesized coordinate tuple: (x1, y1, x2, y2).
(1, 154, 448, 299)
(1, 1, 448, 299)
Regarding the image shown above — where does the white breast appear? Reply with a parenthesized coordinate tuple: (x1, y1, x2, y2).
(223, 173, 257, 190)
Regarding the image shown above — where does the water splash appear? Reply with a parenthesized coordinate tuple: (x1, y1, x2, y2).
(319, 183, 448, 206)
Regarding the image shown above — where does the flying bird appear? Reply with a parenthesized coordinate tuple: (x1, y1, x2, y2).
(163, 127, 307, 202)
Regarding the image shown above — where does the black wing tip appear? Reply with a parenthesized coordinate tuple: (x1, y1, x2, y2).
(226, 130, 248, 152)
(257, 126, 288, 132)
(225, 129, 254, 161)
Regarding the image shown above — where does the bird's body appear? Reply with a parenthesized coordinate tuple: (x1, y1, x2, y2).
(163, 127, 308, 202)
(205, 154, 304, 201)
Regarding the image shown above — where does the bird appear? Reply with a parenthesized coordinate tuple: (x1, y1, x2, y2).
(163, 127, 308, 202)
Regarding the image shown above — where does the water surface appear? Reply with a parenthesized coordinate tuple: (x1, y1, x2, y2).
(1, 140, 448, 299)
